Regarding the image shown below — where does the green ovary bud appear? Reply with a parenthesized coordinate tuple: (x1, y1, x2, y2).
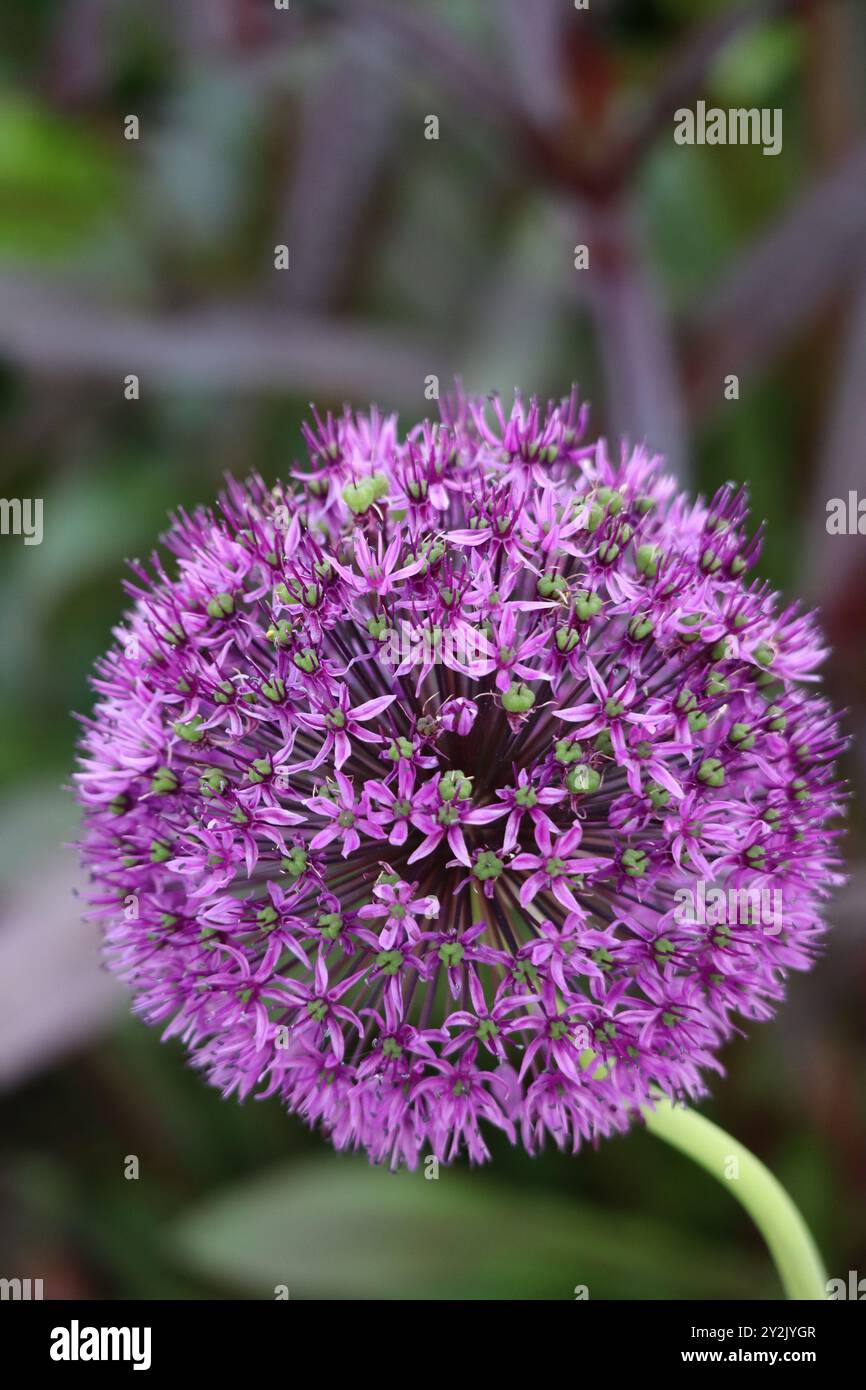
(342, 473, 389, 515)
(317, 913, 342, 939)
(596, 486, 624, 515)
(172, 716, 204, 743)
(636, 544, 659, 578)
(573, 591, 603, 622)
(566, 765, 601, 795)
(729, 723, 756, 751)
(281, 847, 308, 878)
(502, 682, 535, 714)
(151, 766, 178, 794)
(386, 736, 415, 761)
(706, 672, 729, 697)
(262, 676, 286, 702)
(697, 757, 725, 787)
(701, 548, 722, 574)
(538, 573, 567, 598)
(206, 592, 234, 619)
(439, 769, 473, 802)
(293, 647, 319, 673)
(267, 620, 294, 647)
(376, 950, 404, 976)
(438, 941, 462, 966)
(473, 851, 503, 882)
(754, 642, 775, 667)
(200, 767, 228, 796)
(555, 738, 582, 765)
(622, 848, 649, 877)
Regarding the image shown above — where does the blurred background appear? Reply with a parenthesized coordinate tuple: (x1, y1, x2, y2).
(0, 0, 864, 1300)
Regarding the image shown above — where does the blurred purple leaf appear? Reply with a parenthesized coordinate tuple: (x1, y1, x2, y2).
(0, 275, 442, 408)
(328, 0, 521, 131)
(493, 0, 568, 133)
(45, 0, 114, 103)
(0, 789, 119, 1091)
(171, 0, 236, 51)
(575, 200, 688, 480)
(279, 28, 398, 312)
(805, 268, 866, 602)
(461, 206, 571, 397)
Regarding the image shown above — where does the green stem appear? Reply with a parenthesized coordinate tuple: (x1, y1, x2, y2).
(645, 1100, 827, 1300)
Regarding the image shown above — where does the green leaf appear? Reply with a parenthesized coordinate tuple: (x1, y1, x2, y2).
(711, 24, 802, 105)
(0, 93, 123, 259)
(170, 1155, 768, 1300)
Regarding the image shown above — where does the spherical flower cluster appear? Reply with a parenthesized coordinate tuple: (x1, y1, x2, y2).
(75, 390, 846, 1168)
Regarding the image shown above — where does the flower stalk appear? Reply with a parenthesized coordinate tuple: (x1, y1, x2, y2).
(645, 1100, 827, 1300)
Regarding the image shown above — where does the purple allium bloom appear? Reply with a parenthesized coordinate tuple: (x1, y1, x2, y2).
(75, 390, 846, 1168)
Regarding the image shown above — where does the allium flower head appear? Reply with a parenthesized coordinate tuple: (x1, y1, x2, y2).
(75, 389, 845, 1168)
